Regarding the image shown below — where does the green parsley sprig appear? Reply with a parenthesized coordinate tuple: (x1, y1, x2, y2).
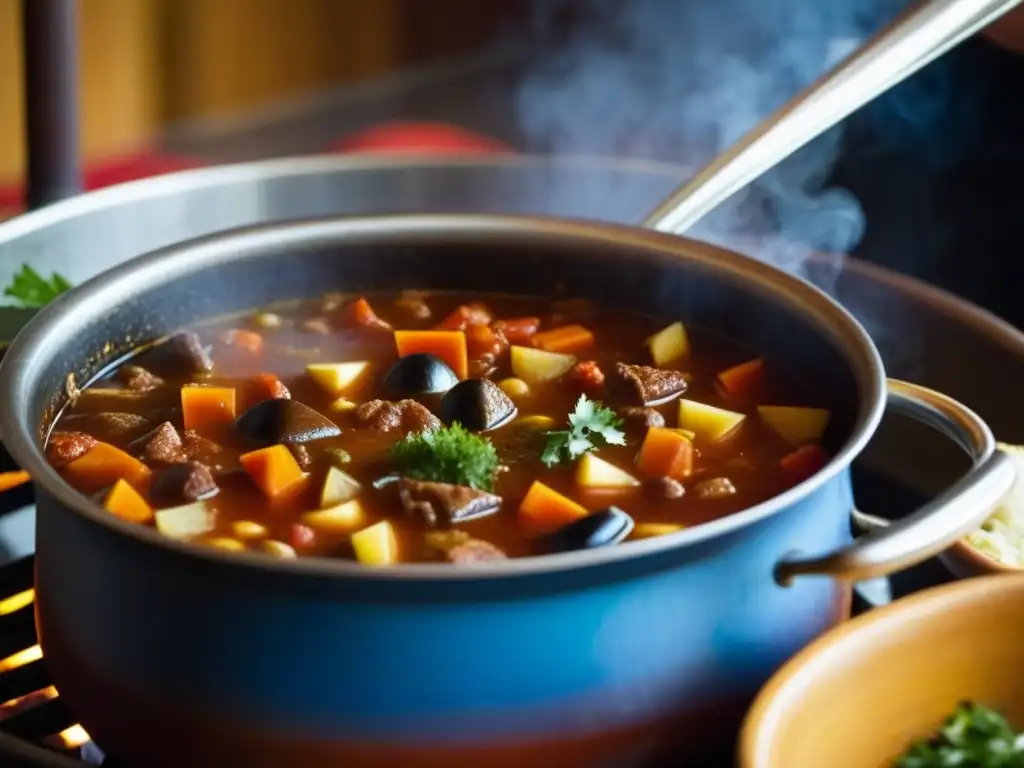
(3, 264, 72, 308)
(896, 702, 1024, 768)
(391, 423, 500, 491)
(540, 394, 625, 467)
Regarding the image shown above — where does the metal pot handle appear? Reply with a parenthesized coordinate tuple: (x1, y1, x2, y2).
(774, 379, 1016, 585)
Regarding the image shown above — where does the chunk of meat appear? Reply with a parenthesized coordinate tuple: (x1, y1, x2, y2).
(570, 360, 605, 390)
(448, 538, 508, 563)
(150, 461, 219, 505)
(393, 291, 432, 321)
(46, 431, 98, 467)
(356, 399, 441, 434)
(100, 412, 151, 436)
(613, 362, 688, 405)
(129, 422, 187, 465)
(694, 477, 737, 500)
(619, 406, 666, 430)
(397, 479, 501, 526)
(425, 530, 507, 563)
(72, 412, 151, 441)
(182, 430, 240, 476)
(646, 476, 685, 500)
(116, 365, 165, 392)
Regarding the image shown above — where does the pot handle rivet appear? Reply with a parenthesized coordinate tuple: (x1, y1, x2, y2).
(774, 379, 1016, 586)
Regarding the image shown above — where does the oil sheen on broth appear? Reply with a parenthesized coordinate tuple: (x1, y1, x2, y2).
(45, 291, 833, 565)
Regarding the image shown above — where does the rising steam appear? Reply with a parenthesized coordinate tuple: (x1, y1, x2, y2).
(514, 0, 911, 282)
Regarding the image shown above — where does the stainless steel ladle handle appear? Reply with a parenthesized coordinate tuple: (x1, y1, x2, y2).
(643, 0, 1024, 235)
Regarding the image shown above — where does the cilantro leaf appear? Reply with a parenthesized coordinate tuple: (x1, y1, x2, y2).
(540, 394, 625, 467)
(3, 264, 73, 308)
(391, 423, 500, 491)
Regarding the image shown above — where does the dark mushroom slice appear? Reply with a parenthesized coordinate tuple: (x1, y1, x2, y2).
(383, 353, 459, 397)
(133, 331, 213, 375)
(612, 362, 688, 406)
(397, 478, 502, 526)
(543, 507, 635, 553)
(235, 398, 341, 447)
(149, 461, 219, 506)
(439, 378, 517, 432)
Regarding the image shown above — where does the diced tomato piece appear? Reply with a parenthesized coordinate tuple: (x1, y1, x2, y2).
(290, 523, 316, 550)
(252, 373, 291, 401)
(780, 444, 830, 486)
(436, 303, 493, 331)
(340, 298, 391, 331)
(716, 358, 765, 400)
(466, 323, 508, 361)
(492, 316, 540, 344)
(570, 360, 605, 390)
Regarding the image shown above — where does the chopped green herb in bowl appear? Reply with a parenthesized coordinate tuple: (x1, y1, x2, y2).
(896, 702, 1024, 768)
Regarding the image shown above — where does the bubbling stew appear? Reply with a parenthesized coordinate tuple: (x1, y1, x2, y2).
(46, 292, 833, 565)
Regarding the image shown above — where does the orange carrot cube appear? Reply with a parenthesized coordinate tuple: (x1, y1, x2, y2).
(240, 444, 306, 499)
(103, 478, 154, 524)
(635, 427, 694, 480)
(63, 442, 152, 493)
(717, 358, 765, 399)
(531, 325, 595, 355)
(181, 386, 237, 431)
(518, 481, 589, 533)
(394, 330, 468, 379)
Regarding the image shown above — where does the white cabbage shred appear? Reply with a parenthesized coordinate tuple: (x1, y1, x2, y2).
(965, 443, 1024, 566)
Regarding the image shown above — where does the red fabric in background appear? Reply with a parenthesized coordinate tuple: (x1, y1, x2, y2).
(0, 122, 509, 215)
(330, 121, 512, 154)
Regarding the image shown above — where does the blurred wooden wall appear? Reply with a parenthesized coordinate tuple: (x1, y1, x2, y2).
(0, 0, 526, 183)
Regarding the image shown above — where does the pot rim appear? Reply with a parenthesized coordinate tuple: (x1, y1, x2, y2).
(0, 213, 887, 581)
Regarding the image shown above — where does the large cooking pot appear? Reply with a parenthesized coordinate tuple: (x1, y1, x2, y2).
(0, 214, 1014, 767)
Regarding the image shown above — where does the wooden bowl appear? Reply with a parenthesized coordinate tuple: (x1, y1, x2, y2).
(739, 574, 1024, 768)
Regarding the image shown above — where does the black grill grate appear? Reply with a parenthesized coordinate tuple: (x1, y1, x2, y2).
(0, 441, 109, 768)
